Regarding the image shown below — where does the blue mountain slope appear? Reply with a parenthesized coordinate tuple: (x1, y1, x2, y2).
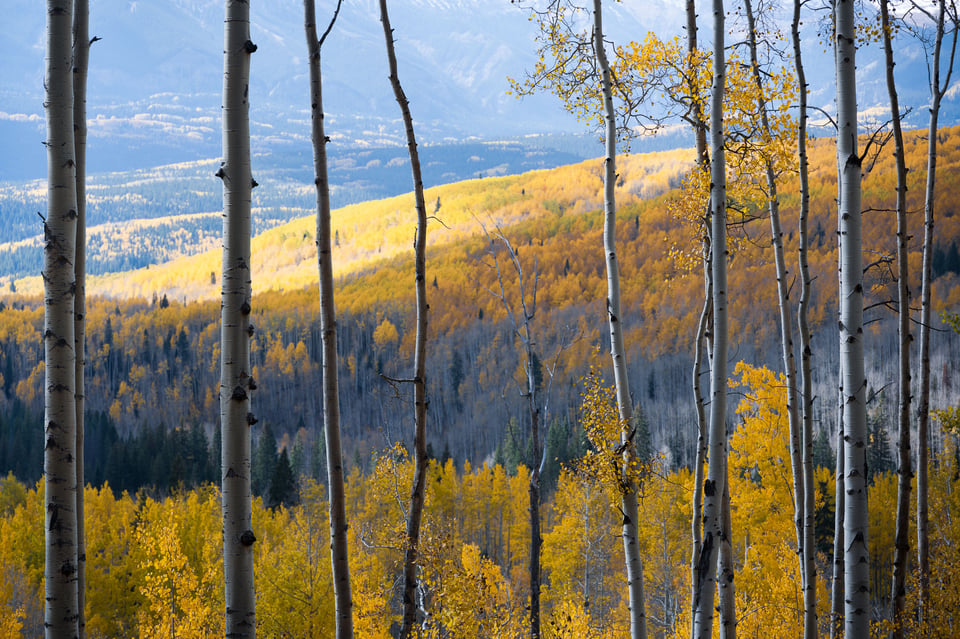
(5, 1, 955, 178)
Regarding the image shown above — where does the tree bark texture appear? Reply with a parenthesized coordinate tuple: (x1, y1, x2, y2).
(220, 1, 257, 635)
(693, 0, 728, 633)
(718, 479, 736, 639)
(830, 408, 844, 639)
(45, 2, 80, 637)
(593, 2, 646, 637)
(881, 1, 912, 632)
(791, 1, 818, 635)
(304, 2, 353, 637)
(685, 1, 712, 629)
(378, 3, 430, 636)
(71, 1, 90, 637)
(835, 0, 869, 633)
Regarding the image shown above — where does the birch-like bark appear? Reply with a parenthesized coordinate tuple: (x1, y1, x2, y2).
(690, 263, 710, 638)
(830, 14, 846, 631)
(791, 0, 818, 635)
(830, 130, 846, 639)
(835, 0, 869, 633)
(304, 2, 352, 637)
(220, 1, 257, 635)
(881, 0, 912, 632)
(71, 2, 90, 636)
(742, 7, 807, 630)
(917, 0, 956, 620)
(45, 2, 80, 637)
(594, 2, 646, 637)
(718, 478, 736, 639)
(693, 0, 728, 633)
(686, 0, 713, 627)
(378, 3, 429, 636)
(830, 407, 844, 639)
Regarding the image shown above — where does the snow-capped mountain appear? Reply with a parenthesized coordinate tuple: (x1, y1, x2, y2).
(0, 0, 956, 181)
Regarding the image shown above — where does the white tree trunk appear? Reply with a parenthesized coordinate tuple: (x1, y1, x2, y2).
(685, 1, 712, 628)
(693, 0, 728, 633)
(881, 0, 912, 632)
(593, 2, 646, 637)
(220, 1, 257, 635)
(835, 0, 869, 633)
(72, 2, 90, 637)
(45, 2, 80, 637)
(718, 480, 736, 639)
(304, 2, 353, 637)
(791, 0, 818, 634)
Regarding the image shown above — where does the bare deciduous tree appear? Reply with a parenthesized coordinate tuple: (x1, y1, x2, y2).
(304, 2, 352, 637)
(881, 0, 912, 633)
(377, 3, 430, 636)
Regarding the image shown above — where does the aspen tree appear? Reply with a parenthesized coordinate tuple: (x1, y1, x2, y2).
(692, 0, 730, 634)
(685, 1, 713, 629)
(592, 2, 647, 636)
(44, 1, 80, 636)
(303, 2, 352, 637)
(742, 1, 809, 635)
(830, 284, 845, 639)
(881, 0, 912, 633)
(72, 2, 92, 636)
(791, 0, 818, 634)
(913, 0, 958, 621)
(219, 0, 257, 635)
(377, 2, 429, 636)
(834, 0, 869, 634)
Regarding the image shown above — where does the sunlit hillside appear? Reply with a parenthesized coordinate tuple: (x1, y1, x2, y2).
(7, 149, 693, 301)
(3, 127, 960, 476)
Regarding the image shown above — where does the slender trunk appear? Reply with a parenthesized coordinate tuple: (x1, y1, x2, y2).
(220, 1, 257, 635)
(742, 6, 808, 632)
(830, 414, 844, 639)
(522, 260, 543, 639)
(44, 2, 80, 636)
(304, 3, 352, 637)
(690, 265, 710, 637)
(830, 168, 846, 639)
(378, 3, 429, 636)
(72, 2, 90, 637)
(835, 0, 869, 634)
(593, 2, 646, 637)
(718, 475, 736, 639)
(918, 2, 956, 622)
(686, 1, 712, 629)
(529, 402, 542, 639)
(792, 0, 818, 635)
(693, 0, 728, 633)
(881, 0, 912, 632)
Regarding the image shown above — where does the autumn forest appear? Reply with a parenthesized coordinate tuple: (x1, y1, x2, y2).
(4, 0, 960, 638)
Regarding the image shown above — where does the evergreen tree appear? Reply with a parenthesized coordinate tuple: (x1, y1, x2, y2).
(252, 424, 278, 499)
(268, 448, 298, 509)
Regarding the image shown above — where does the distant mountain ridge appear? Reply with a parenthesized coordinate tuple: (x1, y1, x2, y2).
(2, 0, 957, 182)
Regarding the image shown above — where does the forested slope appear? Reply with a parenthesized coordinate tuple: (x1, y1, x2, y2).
(2, 129, 960, 488)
